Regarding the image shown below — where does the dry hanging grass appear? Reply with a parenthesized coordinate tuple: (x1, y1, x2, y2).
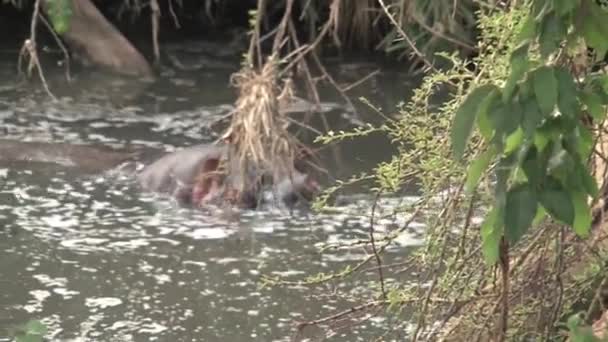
(222, 55, 301, 194)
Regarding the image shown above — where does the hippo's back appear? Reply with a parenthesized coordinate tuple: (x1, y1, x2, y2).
(138, 144, 226, 194)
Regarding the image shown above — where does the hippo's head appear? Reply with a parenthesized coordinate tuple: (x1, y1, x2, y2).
(273, 171, 321, 207)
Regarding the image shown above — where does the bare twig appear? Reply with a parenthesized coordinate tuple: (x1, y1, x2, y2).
(370, 191, 387, 299)
(272, 0, 295, 53)
(150, 0, 161, 65)
(167, 0, 181, 28)
(19, 0, 56, 100)
(295, 300, 385, 330)
(377, 0, 435, 71)
(341, 69, 381, 92)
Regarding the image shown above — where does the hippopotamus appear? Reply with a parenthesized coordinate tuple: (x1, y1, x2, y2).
(137, 143, 320, 209)
(0, 139, 321, 210)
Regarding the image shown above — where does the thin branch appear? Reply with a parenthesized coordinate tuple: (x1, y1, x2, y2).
(167, 0, 181, 28)
(150, 0, 161, 65)
(341, 69, 382, 92)
(38, 13, 71, 82)
(295, 300, 385, 330)
(370, 191, 387, 299)
(20, 0, 56, 100)
(377, 0, 435, 71)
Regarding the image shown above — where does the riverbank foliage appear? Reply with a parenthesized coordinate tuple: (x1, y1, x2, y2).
(266, 1, 608, 341)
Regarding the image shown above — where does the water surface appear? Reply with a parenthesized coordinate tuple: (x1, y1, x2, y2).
(0, 42, 423, 341)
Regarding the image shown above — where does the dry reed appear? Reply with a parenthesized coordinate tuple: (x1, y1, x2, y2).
(223, 55, 300, 194)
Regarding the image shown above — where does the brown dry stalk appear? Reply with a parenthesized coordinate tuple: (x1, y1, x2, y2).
(225, 56, 299, 193)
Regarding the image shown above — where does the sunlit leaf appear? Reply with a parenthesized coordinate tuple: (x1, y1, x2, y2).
(534, 130, 550, 151)
(532, 206, 547, 226)
(505, 127, 524, 155)
(451, 84, 498, 160)
(515, 14, 537, 44)
(481, 207, 502, 265)
(24, 321, 47, 335)
(572, 191, 591, 237)
(505, 183, 538, 244)
(47, 0, 72, 34)
(533, 66, 558, 116)
(465, 147, 496, 194)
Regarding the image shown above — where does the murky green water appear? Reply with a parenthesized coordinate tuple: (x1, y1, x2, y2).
(0, 42, 423, 341)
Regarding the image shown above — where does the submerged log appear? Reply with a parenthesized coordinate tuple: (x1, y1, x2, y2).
(0, 139, 138, 173)
(41, 0, 152, 77)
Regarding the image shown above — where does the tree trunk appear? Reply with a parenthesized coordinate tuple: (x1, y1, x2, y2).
(41, 0, 153, 77)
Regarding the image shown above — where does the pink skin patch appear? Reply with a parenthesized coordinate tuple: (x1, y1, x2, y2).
(190, 158, 222, 206)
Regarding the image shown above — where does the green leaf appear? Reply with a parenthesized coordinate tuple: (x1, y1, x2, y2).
(572, 191, 592, 237)
(515, 14, 537, 44)
(578, 165, 599, 198)
(554, 0, 578, 16)
(581, 90, 605, 121)
(505, 183, 538, 244)
(582, 19, 608, 58)
(481, 207, 502, 265)
(503, 44, 529, 102)
(465, 147, 496, 193)
(451, 84, 498, 160)
(16, 335, 44, 342)
(533, 66, 558, 116)
(505, 127, 524, 155)
(476, 88, 500, 140)
(539, 178, 575, 225)
(555, 67, 580, 118)
(522, 147, 543, 186)
(24, 321, 47, 335)
(522, 97, 543, 137)
(47, 0, 73, 34)
(534, 130, 551, 151)
(576, 124, 594, 159)
(539, 12, 565, 58)
(533, 0, 552, 19)
(490, 101, 521, 151)
(532, 206, 547, 226)
(495, 156, 514, 208)
(581, 3, 608, 58)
